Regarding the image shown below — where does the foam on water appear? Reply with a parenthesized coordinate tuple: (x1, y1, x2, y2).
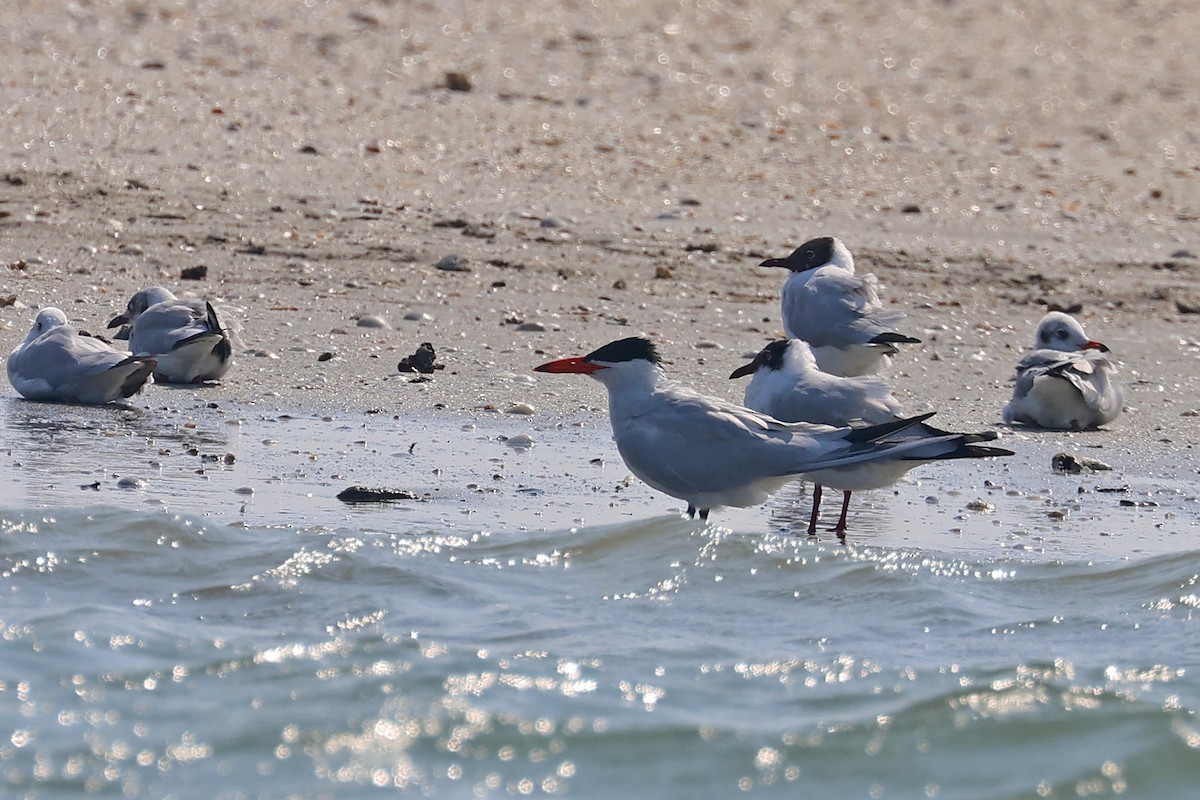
(1, 398, 1198, 797)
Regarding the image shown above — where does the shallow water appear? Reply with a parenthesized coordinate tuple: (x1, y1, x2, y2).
(1, 398, 1199, 798)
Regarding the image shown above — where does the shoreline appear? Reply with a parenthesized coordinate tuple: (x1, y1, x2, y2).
(1, 1, 1197, 458)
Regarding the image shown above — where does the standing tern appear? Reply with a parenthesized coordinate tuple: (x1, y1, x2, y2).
(759, 236, 920, 376)
(731, 338, 1008, 535)
(108, 287, 235, 384)
(1002, 311, 1123, 430)
(7, 308, 156, 404)
(534, 336, 999, 524)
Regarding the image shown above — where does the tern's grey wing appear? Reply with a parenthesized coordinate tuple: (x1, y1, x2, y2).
(612, 388, 835, 499)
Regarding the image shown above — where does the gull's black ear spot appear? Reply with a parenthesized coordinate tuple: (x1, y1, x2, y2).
(585, 337, 661, 365)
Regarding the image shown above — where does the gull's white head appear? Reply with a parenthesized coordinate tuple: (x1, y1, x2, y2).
(25, 307, 70, 344)
(1034, 312, 1109, 353)
(109, 286, 179, 328)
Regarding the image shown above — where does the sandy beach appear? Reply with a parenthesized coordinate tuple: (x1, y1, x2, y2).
(2, 0, 1198, 431)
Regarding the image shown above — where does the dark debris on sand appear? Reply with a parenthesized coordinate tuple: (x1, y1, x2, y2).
(337, 486, 419, 503)
(398, 342, 443, 375)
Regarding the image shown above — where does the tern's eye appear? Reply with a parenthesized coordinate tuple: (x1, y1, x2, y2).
(1055, 329, 1068, 339)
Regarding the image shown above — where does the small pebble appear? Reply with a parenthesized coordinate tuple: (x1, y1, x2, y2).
(233, 486, 255, 496)
(504, 434, 536, 449)
(965, 499, 995, 512)
(436, 254, 470, 272)
(505, 403, 536, 415)
(356, 315, 390, 329)
(444, 71, 472, 92)
(516, 321, 546, 332)
(117, 477, 147, 490)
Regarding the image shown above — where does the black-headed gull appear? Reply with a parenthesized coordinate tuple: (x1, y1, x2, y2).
(534, 336, 1005, 524)
(108, 287, 234, 384)
(7, 308, 156, 404)
(731, 338, 1008, 535)
(759, 236, 920, 376)
(1002, 311, 1124, 430)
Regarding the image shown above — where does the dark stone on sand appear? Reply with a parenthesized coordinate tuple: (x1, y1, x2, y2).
(337, 486, 419, 503)
(180, 265, 208, 280)
(436, 254, 470, 272)
(1052, 452, 1112, 474)
(398, 342, 442, 374)
(444, 71, 472, 92)
(1177, 300, 1200, 315)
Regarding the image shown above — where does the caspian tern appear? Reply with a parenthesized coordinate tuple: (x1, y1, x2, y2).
(108, 287, 234, 384)
(7, 308, 156, 404)
(759, 236, 920, 376)
(1002, 311, 1123, 430)
(534, 336, 1000, 525)
(730, 338, 1009, 535)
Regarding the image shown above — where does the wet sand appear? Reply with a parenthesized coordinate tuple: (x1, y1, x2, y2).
(1, 0, 1198, 473)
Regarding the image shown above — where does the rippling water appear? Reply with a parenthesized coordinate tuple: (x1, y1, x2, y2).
(1, 398, 1198, 798)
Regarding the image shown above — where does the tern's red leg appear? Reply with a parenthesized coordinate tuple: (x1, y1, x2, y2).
(833, 490, 852, 535)
(806, 483, 822, 535)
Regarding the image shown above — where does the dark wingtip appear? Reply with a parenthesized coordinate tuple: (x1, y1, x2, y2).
(204, 301, 223, 334)
(869, 332, 922, 346)
(118, 357, 157, 398)
(969, 445, 1015, 458)
(844, 412, 937, 444)
(205, 302, 233, 361)
(917, 423, 1000, 444)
